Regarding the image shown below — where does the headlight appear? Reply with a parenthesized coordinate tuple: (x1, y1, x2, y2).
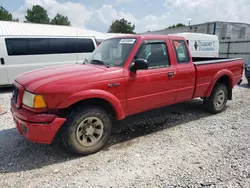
(246, 67, 250, 71)
(22, 91, 47, 108)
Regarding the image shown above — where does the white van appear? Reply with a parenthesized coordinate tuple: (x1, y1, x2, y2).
(0, 21, 114, 86)
(0, 36, 101, 86)
(168, 32, 219, 58)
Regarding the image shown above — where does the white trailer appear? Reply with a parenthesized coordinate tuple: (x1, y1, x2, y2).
(168, 32, 219, 58)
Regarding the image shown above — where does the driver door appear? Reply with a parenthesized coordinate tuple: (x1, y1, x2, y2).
(125, 40, 178, 115)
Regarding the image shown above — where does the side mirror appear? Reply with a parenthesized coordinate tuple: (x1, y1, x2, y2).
(130, 58, 148, 72)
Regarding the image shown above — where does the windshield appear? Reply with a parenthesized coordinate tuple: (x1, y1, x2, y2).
(86, 38, 137, 67)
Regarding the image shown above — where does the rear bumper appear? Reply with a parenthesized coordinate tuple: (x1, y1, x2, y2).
(11, 101, 66, 144)
(245, 70, 250, 81)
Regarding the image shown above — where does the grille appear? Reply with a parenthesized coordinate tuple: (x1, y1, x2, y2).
(12, 85, 19, 104)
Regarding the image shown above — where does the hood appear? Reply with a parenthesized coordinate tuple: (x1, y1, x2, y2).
(15, 64, 117, 92)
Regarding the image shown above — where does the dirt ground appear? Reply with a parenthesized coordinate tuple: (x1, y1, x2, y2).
(0, 79, 250, 188)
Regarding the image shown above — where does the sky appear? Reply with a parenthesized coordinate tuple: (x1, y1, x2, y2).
(1, 0, 250, 33)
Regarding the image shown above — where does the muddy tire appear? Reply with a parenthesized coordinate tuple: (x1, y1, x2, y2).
(61, 106, 112, 156)
(204, 84, 228, 114)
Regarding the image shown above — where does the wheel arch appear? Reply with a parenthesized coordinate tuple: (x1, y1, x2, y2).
(205, 70, 234, 100)
(56, 90, 127, 120)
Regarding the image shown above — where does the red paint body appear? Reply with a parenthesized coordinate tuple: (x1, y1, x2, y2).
(10, 35, 244, 144)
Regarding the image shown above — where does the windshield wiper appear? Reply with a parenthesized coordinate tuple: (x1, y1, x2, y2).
(82, 58, 88, 64)
(90, 59, 110, 68)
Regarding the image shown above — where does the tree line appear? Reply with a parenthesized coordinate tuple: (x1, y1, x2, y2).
(0, 5, 70, 26)
(0, 5, 185, 34)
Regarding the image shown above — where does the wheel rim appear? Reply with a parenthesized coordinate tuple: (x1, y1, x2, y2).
(214, 89, 226, 109)
(76, 117, 104, 147)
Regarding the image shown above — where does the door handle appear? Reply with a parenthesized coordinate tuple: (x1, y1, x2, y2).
(0, 58, 5, 65)
(168, 72, 176, 77)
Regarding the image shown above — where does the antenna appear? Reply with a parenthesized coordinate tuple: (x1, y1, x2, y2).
(76, 21, 79, 63)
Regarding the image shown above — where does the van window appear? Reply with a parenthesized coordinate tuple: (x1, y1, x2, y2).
(5, 38, 95, 56)
(173, 40, 190, 63)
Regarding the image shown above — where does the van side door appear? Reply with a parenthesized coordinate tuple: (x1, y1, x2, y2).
(0, 38, 9, 85)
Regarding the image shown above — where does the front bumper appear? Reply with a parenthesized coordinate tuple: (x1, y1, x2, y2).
(11, 101, 66, 144)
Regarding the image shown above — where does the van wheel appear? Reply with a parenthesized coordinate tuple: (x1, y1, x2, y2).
(61, 106, 112, 156)
(205, 84, 228, 114)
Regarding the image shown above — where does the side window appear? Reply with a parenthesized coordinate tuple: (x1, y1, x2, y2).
(28, 38, 50, 55)
(77, 38, 95, 53)
(5, 38, 28, 55)
(48, 38, 73, 54)
(5, 38, 95, 56)
(173, 40, 190, 63)
(135, 42, 170, 69)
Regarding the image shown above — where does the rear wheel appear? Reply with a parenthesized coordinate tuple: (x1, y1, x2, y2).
(204, 84, 228, 114)
(61, 106, 112, 156)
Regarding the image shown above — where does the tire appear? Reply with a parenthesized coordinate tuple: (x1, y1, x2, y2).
(205, 84, 228, 114)
(61, 106, 112, 156)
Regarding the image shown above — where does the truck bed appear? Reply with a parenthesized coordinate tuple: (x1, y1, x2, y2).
(193, 57, 243, 65)
(193, 57, 243, 98)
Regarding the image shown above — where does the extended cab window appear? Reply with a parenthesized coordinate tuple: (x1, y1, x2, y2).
(173, 40, 190, 63)
(135, 42, 170, 69)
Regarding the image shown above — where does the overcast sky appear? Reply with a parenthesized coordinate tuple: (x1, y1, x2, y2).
(1, 0, 249, 33)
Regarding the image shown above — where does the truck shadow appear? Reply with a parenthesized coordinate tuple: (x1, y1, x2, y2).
(238, 83, 250, 88)
(0, 86, 12, 94)
(0, 99, 213, 173)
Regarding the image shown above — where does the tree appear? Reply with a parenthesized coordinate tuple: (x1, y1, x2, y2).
(168, 23, 186, 29)
(25, 5, 50, 24)
(108, 18, 135, 34)
(51, 14, 71, 26)
(0, 6, 19, 21)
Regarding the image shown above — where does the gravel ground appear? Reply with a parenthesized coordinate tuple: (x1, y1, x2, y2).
(0, 79, 250, 188)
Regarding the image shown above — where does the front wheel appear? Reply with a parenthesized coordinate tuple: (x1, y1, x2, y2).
(61, 106, 112, 156)
(204, 84, 228, 114)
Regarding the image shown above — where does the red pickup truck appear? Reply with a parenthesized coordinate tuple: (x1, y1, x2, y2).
(11, 34, 243, 155)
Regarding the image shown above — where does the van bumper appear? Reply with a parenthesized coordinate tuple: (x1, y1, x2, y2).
(11, 101, 66, 144)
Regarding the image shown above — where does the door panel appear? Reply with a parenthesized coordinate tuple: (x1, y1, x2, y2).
(170, 39, 196, 102)
(0, 38, 9, 85)
(126, 67, 178, 115)
(125, 41, 178, 115)
(0, 65, 9, 85)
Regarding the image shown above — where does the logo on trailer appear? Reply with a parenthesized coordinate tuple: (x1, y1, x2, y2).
(194, 41, 198, 51)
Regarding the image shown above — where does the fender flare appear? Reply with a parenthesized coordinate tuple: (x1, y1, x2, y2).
(205, 69, 234, 97)
(56, 89, 126, 120)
